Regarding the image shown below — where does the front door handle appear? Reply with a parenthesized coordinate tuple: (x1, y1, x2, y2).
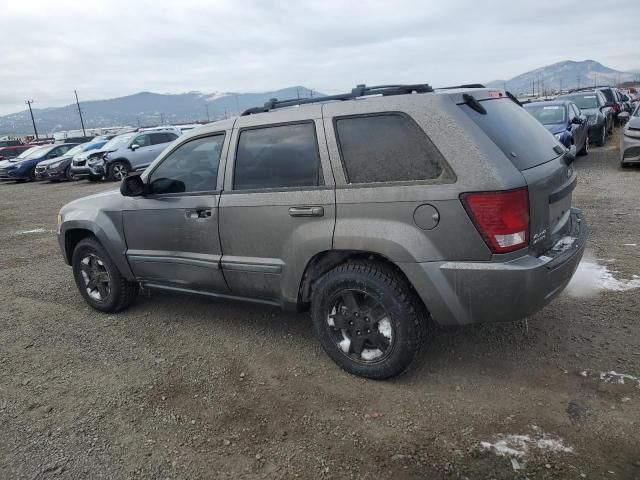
(288, 206, 324, 217)
(186, 208, 212, 219)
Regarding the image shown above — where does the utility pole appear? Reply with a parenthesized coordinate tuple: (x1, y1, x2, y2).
(559, 79, 562, 94)
(205, 104, 210, 122)
(296, 87, 300, 100)
(160, 113, 164, 125)
(74, 90, 86, 137)
(577, 75, 581, 90)
(25, 100, 38, 140)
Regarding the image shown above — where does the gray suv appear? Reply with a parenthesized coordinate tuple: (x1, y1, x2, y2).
(57, 84, 587, 379)
(71, 128, 180, 181)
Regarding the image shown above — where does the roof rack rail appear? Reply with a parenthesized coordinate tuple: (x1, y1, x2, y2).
(240, 83, 433, 116)
(435, 83, 486, 90)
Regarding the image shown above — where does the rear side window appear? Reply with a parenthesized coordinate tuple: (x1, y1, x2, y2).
(234, 123, 322, 190)
(599, 88, 614, 103)
(335, 114, 444, 184)
(461, 98, 562, 171)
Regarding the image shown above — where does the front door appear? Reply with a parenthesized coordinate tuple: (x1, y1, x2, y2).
(219, 108, 335, 305)
(122, 132, 229, 292)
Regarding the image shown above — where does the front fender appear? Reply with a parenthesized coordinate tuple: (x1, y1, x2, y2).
(59, 212, 134, 280)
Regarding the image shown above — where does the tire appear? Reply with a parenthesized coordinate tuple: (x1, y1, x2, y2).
(71, 237, 138, 313)
(596, 126, 606, 147)
(311, 261, 427, 379)
(64, 166, 76, 181)
(577, 136, 589, 156)
(108, 161, 129, 181)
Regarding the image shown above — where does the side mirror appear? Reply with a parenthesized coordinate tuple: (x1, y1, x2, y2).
(571, 117, 582, 125)
(618, 111, 630, 123)
(47, 152, 59, 159)
(130, 144, 140, 151)
(120, 175, 146, 197)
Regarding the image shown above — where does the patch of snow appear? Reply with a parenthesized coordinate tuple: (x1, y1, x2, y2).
(480, 428, 573, 459)
(623, 243, 637, 247)
(565, 260, 640, 297)
(599, 371, 640, 388)
(552, 236, 576, 252)
(205, 92, 229, 101)
(16, 228, 48, 235)
(378, 318, 392, 339)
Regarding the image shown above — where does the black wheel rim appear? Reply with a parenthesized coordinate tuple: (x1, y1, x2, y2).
(326, 289, 394, 364)
(79, 253, 111, 301)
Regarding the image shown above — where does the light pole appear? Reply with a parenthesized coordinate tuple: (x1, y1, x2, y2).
(25, 100, 38, 140)
(74, 90, 86, 136)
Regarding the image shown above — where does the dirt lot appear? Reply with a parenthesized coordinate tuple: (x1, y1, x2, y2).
(1, 131, 639, 480)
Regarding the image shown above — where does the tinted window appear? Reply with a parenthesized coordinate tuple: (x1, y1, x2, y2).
(461, 98, 561, 171)
(598, 88, 614, 103)
(335, 114, 444, 184)
(149, 134, 224, 194)
(150, 132, 177, 145)
(234, 123, 321, 190)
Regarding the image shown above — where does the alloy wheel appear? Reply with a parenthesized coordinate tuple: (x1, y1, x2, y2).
(79, 253, 111, 301)
(326, 289, 394, 363)
(113, 164, 127, 180)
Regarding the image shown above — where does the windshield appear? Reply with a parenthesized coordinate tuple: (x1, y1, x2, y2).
(15, 145, 46, 160)
(525, 104, 566, 125)
(562, 94, 599, 110)
(65, 144, 86, 156)
(102, 133, 134, 150)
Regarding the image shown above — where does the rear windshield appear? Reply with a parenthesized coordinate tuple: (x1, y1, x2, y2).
(524, 104, 566, 125)
(561, 94, 599, 109)
(460, 97, 561, 171)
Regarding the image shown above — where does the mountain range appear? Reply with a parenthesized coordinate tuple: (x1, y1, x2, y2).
(487, 60, 639, 95)
(0, 87, 321, 136)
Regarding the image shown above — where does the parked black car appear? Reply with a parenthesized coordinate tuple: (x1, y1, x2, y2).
(558, 90, 613, 146)
(524, 100, 589, 154)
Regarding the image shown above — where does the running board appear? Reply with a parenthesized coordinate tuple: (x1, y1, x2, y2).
(140, 282, 281, 308)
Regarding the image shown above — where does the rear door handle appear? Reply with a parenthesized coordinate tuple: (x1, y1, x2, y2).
(186, 208, 212, 219)
(288, 206, 324, 217)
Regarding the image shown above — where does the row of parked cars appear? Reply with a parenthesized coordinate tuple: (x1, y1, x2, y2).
(520, 86, 639, 163)
(0, 127, 182, 182)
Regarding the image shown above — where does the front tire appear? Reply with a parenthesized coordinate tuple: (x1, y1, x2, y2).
(108, 161, 129, 181)
(72, 237, 138, 313)
(64, 166, 76, 181)
(311, 261, 426, 379)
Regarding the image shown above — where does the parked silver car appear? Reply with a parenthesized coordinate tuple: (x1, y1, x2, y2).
(57, 84, 587, 378)
(70, 128, 180, 181)
(620, 103, 640, 167)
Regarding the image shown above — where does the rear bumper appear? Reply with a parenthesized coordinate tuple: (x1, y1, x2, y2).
(400, 208, 587, 326)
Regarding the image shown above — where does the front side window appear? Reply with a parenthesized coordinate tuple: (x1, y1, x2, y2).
(148, 134, 224, 194)
(233, 123, 322, 190)
(335, 113, 444, 184)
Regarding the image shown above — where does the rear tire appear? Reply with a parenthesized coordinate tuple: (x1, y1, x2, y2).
(596, 126, 606, 147)
(71, 237, 138, 313)
(108, 161, 129, 181)
(311, 261, 427, 379)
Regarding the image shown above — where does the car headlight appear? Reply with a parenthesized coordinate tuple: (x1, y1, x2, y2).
(49, 161, 62, 169)
(88, 156, 104, 164)
(587, 115, 597, 125)
(554, 133, 563, 140)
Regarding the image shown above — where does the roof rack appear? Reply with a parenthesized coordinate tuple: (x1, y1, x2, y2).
(240, 83, 434, 116)
(435, 83, 486, 90)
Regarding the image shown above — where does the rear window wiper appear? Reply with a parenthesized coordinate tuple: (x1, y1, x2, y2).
(462, 93, 487, 115)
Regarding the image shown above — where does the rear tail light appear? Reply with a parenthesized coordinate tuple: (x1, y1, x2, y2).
(460, 188, 530, 254)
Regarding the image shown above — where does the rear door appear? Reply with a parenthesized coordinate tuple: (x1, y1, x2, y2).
(459, 96, 575, 255)
(122, 132, 229, 292)
(218, 107, 335, 305)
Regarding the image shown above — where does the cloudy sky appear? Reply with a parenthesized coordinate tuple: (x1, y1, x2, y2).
(1, 0, 638, 115)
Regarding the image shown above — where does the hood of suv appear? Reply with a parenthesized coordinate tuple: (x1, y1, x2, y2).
(61, 188, 124, 214)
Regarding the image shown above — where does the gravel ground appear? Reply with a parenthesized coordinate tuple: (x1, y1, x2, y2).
(1, 130, 639, 479)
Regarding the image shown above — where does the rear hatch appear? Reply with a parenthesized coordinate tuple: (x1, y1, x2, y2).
(457, 91, 576, 256)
